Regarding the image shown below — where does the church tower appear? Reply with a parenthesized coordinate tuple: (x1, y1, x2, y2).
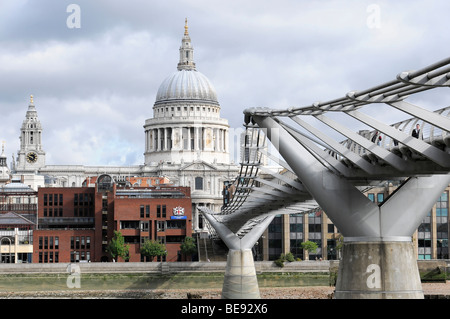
(16, 95, 46, 171)
(177, 18, 196, 71)
(0, 142, 11, 185)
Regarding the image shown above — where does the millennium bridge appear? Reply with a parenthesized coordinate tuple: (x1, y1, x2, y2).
(199, 56, 450, 299)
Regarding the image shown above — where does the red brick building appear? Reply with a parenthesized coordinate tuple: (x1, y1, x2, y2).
(34, 174, 192, 263)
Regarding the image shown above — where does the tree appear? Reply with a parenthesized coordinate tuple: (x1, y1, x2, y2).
(106, 231, 129, 262)
(301, 241, 318, 260)
(180, 237, 197, 260)
(140, 239, 167, 262)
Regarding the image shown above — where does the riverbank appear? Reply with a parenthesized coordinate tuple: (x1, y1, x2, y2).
(0, 282, 448, 299)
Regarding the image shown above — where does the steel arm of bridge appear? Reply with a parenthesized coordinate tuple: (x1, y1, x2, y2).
(200, 209, 275, 299)
(251, 115, 450, 240)
(201, 209, 275, 250)
(388, 100, 450, 132)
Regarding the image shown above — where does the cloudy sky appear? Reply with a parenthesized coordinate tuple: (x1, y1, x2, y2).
(0, 0, 449, 167)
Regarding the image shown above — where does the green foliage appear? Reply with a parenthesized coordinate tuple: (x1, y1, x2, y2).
(180, 237, 197, 256)
(106, 231, 129, 261)
(285, 252, 295, 262)
(274, 258, 285, 268)
(140, 239, 167, 261)
(301, 241, 318, 253)
(275, 252, 295, 267)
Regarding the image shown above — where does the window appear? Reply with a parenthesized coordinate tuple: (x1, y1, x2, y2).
(418, 211, 432, 260)
(166, 236, 185, 243)
(268, 216, 282, 260)
(367, 193, 375, 202)
(120, 221, 140, 229)
(146, 205, 150, 218)
(436, 191, 448, 217)
(436, 191, 449, 259)
(140, 205, 145, 218)
(162, 205, 166, 218)
(195, 177, 203, 190)
(157, 205, 161, 218)
(167, 220, 186, 229)
(377, 193, 384, 203)
(290, 223, 303, 233)
(157, 221, 166, 231)
(140, 221, 149, 232)
(328, 224, 335, 233)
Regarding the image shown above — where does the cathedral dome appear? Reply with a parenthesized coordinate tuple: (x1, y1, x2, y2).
(155, 69, 218, 105)
(154, 19, 219, 106)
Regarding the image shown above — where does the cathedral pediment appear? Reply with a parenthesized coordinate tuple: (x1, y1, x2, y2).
(179, 160, 217, 171)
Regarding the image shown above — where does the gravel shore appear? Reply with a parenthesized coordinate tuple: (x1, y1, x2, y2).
(0, 282, 448, 299)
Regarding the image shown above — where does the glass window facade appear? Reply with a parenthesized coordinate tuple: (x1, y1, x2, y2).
(266, 189, 449, 261)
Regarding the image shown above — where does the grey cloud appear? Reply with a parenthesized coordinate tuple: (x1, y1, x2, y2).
(1, 0, 449, 166)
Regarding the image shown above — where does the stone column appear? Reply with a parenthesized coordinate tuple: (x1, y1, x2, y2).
(163, 128, 167, 151)
(187, 127, 191, 150)
(222, 249, 260, 299)
(335, 239, 423, 299)
(225, 129, 229, 153)
(194, 127, 199, 151)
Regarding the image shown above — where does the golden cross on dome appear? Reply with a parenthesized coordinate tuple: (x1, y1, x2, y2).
(184, 18, 189, 36)
(30, 95, 34, 104)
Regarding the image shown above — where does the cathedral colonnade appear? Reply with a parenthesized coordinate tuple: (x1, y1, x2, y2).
(145, 125, 228, 153)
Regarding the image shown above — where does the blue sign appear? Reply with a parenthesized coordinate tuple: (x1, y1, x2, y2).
(171, 216, 187, 220)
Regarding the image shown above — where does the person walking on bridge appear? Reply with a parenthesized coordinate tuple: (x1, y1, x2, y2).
(412, 124, 421, 139)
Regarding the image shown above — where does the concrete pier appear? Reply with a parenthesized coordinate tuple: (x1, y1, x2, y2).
(222, 249, 261, 299)
(335, 239, 423, 299)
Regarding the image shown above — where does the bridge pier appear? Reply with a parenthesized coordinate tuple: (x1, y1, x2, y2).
(335, 239, 423, 299)
(200, 211, 275, 299)
(222, 249, 260, 299)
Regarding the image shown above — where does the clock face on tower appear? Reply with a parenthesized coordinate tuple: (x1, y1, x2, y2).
(26, 152, 38, 163)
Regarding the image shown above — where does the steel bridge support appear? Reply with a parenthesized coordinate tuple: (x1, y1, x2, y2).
(202, 212, 274, 299)
(252, 115, 450, 299)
